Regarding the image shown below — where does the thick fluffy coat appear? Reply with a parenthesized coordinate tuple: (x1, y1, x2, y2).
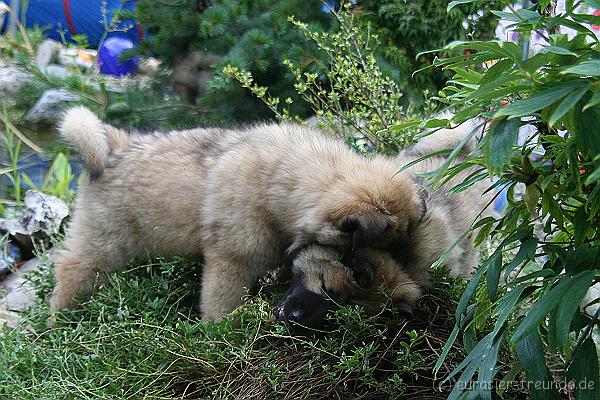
(51, 107, 423, 321)
(277, 121, 491, 326)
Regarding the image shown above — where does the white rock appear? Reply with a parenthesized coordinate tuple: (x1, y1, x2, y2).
(43, 64, 70, 80)
(0, 190, 69, 236)
(36, 39, 62, 70)
(0, 258, 40, 312)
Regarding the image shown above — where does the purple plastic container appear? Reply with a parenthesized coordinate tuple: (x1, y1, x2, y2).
(97, 37, 140, 76)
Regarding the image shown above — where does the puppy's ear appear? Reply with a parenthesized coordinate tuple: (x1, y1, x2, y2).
(339, 213, 387, 251)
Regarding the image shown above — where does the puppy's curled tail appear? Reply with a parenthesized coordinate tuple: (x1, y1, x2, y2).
(60, 106, 129, 179)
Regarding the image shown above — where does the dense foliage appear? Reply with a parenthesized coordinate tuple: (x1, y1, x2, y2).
(133, 0, 511, 121)
(357, 0, 513, 107)
(412, 1, 600, 399)
(224, 9, 416, 154)
(133, 0, 332, 122)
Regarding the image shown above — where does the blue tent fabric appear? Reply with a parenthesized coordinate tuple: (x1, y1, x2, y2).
(1, 0, 142, 49)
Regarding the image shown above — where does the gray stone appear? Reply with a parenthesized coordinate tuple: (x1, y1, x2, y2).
(0, 257, 42, 335)
(25, 88, 80, 126)
(36, 39, 62, 70)
(583, 282, 600, 319)
(0, 64, 28, 99)
(0, 257, 40, 312)
(0, 309, 22, 333)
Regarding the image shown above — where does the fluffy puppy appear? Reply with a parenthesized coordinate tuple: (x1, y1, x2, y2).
(50, 107, 423, 321)
(278, 246, 423, 327)
(277, 121, 492, 327)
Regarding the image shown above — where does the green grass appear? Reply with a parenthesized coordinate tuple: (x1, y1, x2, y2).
(0, 253, 480, 399)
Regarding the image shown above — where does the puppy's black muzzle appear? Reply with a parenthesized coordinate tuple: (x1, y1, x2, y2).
(277, 284, 336, 329)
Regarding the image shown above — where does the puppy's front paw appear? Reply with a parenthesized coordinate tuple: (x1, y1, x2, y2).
(46, 314, 57, 329)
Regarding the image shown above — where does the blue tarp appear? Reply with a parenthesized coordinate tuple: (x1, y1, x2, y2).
(1, 0, 142, 48)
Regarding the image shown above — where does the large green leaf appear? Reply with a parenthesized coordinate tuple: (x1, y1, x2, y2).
(583, 0, 600, 9)
(539, 45, 578, 56)
(553, 275, 593, 353)
(548, 84, 589, 127)
(564, 244, 600, 275)
(484, 117, 520, 174)
(476, 339, 501, 400)
(511, 270, 597, 345)
(433, 266, 487, 375)
(462, 73, 522, 103)
(583, 88, 600, 111)
(516, 331, 559, 400)
(573, 207, 589, 247)
(572, 98, 600, 159)
(562, 60, 600, 76)
(447, 0, 475, 12)
(495, 81, 585, 119)
(445, 333, 494, 400)
(445, 40, 522, 62)
(504, 237, 538, 280)
(585, 164, 600, 184)
(566, 337, 600, 400)
(479, 59, 515, 84)
(447, 286, 526, 399)
(487, 253, 502, 301)
(571, 13, 600, 26)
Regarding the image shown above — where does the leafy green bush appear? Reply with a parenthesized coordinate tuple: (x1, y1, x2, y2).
(224, 8, 417, 154)
(133, 0, 332, 122)
(357, 0, 513, 108)
(417, 2, 600, 399)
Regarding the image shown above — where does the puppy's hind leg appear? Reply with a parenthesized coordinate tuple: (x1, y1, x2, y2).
(50, 249, 102, 312)
(50, 239, 131, 313)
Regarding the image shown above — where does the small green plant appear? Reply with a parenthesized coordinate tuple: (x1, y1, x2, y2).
(20, 153, 74, 202)
(225, 6, 418, 153)
(1, 107, 25, 205)
(1, 106, 73, 205)
(416, 1, 600, 399)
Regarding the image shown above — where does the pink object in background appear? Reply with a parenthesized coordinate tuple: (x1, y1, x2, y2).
(593, 10, 600, 31)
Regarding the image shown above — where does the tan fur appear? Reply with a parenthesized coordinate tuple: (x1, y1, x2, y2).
(292, 246, 423, 316)
(397, 119, 491, 278)
(50, 107, 422, 321)
(59, 107, 110, 178)
(287, 121, 493, 317)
